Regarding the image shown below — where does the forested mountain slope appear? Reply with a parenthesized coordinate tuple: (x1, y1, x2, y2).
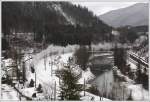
(2, 2, 112, 46)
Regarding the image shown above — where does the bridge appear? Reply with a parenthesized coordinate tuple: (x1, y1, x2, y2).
(127, 51, 148, 67)
(126, 51, 148, 75)
(88, 50, 113, 57)
(88, 50, 148, 71)
(88, 50, 114, 65)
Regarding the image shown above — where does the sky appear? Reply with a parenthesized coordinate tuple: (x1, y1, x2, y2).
(72, 2, 138, 15)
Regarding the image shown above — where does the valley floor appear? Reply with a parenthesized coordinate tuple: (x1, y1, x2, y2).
(1, 44, 149, 101)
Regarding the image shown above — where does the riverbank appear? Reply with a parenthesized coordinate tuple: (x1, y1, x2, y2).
(112, 66, 149, 100)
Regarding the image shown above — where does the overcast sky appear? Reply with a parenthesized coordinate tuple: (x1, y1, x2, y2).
(72, 2, 138, 15)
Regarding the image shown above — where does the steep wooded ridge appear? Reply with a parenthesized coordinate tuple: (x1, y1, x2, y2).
(2, 2, 112, 46)
(99, 3, 148, 27)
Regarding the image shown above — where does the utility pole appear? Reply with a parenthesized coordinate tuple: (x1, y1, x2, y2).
(35, 71, 36, 88)
(42, 34, 46, 71)
(92, 47, 94, 57)
(22, 56, 32, 86)
(105, 78, 108, 98)
(122, 86, 124, 100)
(22, 62, 25, 86)
(54, 81, 56, 100)
(51, 61, 53, 76)
(57, 64, 60, 85)
(99, 92, 102, 101)
(16, 52, 20, 81)
(84, 78, 86, 96)
(44, 55, 47, 71)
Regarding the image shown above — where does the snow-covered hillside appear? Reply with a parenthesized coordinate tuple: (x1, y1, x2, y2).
(133, 35, 148, 61)
(52, 4, 76, 25)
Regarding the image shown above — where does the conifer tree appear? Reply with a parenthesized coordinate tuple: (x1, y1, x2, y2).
(58, 63, 82, 100)
(74, 46, 90, 70)
(114, 46, 127, 73)
(136, 62, 142, 83)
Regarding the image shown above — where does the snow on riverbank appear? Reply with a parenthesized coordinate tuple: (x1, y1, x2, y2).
(79, 67, 95, 84)
(113, 66, 149, 101)
(126, 84, 149, 101)
(80, 91, 111, 101)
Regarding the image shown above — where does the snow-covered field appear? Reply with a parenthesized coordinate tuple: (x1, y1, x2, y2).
(1, 84, 19, 100)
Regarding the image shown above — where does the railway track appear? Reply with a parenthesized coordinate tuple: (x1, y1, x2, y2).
(127, 51, 148, 68)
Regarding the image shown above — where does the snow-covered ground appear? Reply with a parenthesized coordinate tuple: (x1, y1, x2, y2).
(79, 67, 95, 84)
(2, 44, 148, 101)
(126, 84, 149, 101)
(80, 91, 111, 101)
(127, 61, 137, 70)
(1, 84, 19, 100)
(112, 66, 149, 101)
(2, 44, 94, 100)
(23, 45, 96, 100)
(1, 58, 14, 77)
